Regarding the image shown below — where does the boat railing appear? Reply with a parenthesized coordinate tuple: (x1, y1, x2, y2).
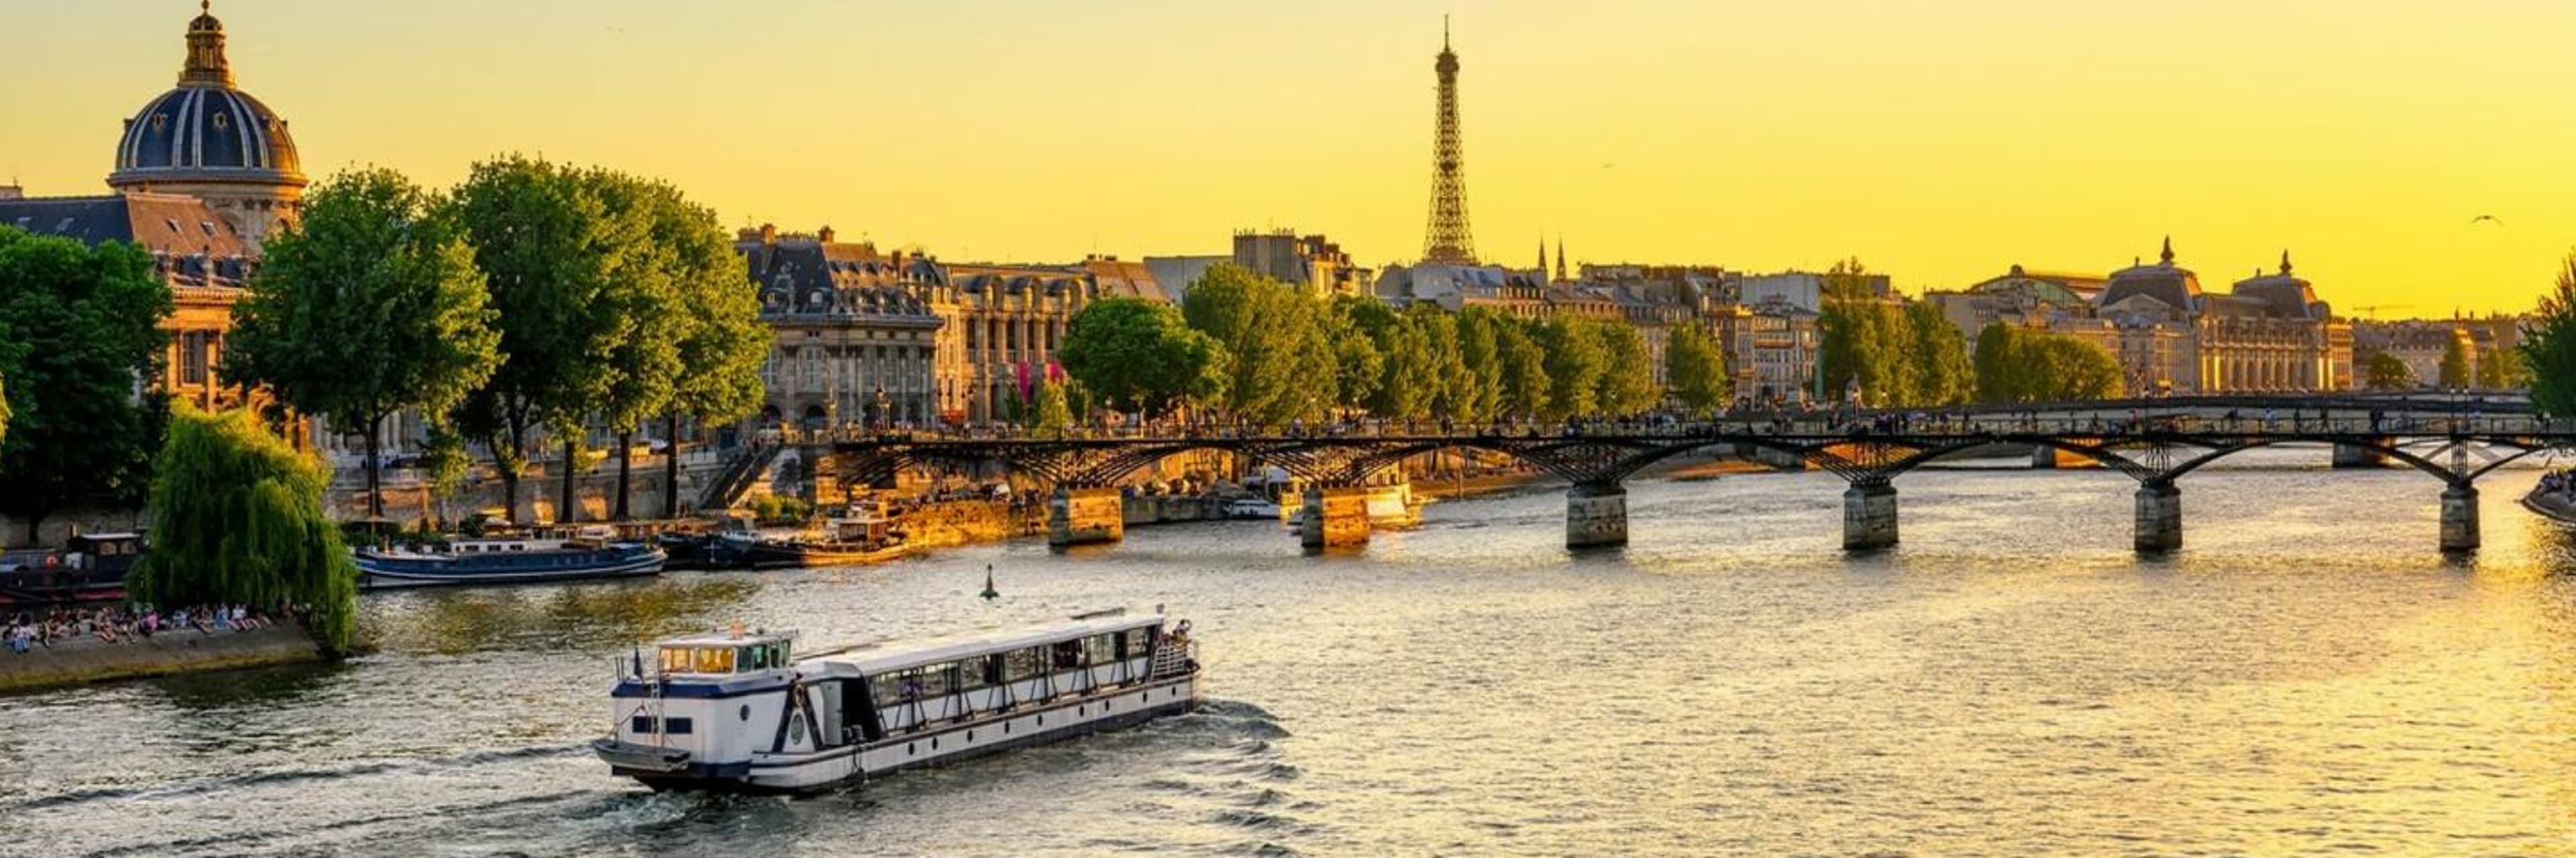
(1149, 636, 1198, 680)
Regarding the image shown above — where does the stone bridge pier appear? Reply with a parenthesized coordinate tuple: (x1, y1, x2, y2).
(1297, 485, 1371, 551)
(1565, 482, 1629, 549)
(2440, 484, 2479, 552)
(1046, 486, 1125, 549)
(2134, 479, 2182, 553)
(1843, 480, 1898, 551)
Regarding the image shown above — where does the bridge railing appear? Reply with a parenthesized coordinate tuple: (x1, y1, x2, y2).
(796, 411, 2572, 446)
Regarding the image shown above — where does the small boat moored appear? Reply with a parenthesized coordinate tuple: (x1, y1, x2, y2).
(354, 527, 666, 589)
(593, 608, 1202, 793)
(703, 511, 910, 570)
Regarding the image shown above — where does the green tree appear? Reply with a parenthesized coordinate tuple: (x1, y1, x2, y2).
(2438, 334, 2472, 390)
(2364, 352, 2416, 391)
(1593, 320, 1660, 416)
(1533, 316, 1607, 420)
(2033, 337, 2123, 400)
(2526, 256, 2576, 417)
(226, 168, 500, 523)
(1058, 297, 1228, 417)
(1025, 377, 1073, 431)
(0, 225, 172, 545)
(1453, 307, 1507, 423)
(1183, 264, 1320, 424)
(1326, 296, 1383, 413)
(2477, 346, 2526, 390)
(651, 185, 766, 519)
(1495, 317, 1550, 420)
(129, 407, 360, 651)
(1817, 258, 1912, 406)
(1973, 323, 2025, 403)
(1666, 323, 1731, 416)
(1904, 301, 1974, 406)
(417, 421, 472, 531)
(446, 156, 623, 525)
(1349, 301, 1432, 419)
(1409, 303, 1477, 423)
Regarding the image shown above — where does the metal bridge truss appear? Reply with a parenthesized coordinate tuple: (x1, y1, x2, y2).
(827, 429, 2568, 498)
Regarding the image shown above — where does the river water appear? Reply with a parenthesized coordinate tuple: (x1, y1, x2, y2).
(7, 448, 2576, 857)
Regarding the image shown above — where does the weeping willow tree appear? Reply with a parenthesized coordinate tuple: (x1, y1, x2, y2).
(129, 407, 360, 651)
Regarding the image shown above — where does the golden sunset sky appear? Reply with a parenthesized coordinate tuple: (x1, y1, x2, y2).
(9, 0, 2573, 313)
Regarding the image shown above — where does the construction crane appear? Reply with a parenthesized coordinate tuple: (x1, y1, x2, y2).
(2349, 303, 2414, 320)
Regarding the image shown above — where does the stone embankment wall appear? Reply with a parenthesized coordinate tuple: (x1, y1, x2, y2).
(0, 624, 325, 694)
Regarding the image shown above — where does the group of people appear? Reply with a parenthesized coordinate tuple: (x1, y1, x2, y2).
(4, 603, 273, 653)
(2536, 470, 2576, 502)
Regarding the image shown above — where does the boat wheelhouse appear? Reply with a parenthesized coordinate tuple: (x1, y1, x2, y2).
(592, 608, 1201, 793)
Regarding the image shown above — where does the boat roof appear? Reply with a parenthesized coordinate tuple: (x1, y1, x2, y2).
(658, 629, 797, 647)
(806, 610, 1168, 677)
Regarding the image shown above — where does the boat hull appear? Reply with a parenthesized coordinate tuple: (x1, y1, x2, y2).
(356, 548, 666, 590)
(605, 674, 1200, 794)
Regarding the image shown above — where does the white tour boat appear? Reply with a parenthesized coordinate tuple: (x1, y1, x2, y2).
(592, 608, 1202, 792)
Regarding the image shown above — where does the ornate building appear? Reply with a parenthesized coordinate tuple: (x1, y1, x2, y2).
(0, 4, 299, 411)
(737, 226, 1110, 429)
(106, 3, 305, 252)
(738, 225, 946, 430)
(2092, 241, 2349, 394)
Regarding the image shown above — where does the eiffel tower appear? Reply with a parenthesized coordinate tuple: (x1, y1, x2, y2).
(1420, 18, 1477, 265)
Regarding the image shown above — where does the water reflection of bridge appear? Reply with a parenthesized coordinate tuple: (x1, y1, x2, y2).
(823, 395, 2569, 555)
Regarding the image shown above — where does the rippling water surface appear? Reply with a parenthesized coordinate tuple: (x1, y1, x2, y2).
(8, 449, 2576, 856)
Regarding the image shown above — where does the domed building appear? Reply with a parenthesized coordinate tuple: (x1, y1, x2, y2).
(106, 2, 305, 250)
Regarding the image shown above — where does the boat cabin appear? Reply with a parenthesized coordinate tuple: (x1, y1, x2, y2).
(656, 630, 796, 677)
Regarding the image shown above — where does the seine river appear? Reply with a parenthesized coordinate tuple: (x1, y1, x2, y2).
(8, 449, 2576, 856)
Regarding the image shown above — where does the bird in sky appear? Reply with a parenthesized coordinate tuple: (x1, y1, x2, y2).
(2470, 214, 2504, 226)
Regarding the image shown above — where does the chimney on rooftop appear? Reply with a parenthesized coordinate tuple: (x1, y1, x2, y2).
(818, 225, 836, 244)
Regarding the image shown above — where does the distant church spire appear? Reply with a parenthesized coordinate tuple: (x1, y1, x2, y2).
(2279, 250, 2294, 275)
(2159, 235, 2175, 265)
(1554, 234, 1568, 282)
(1537, 235, 1548, 276)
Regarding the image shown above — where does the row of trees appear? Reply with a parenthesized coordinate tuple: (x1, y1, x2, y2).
(1815, 260, 1976, 408)
(1972, 324, 2125, 403)
(227, 160, 769, 523)
(1055, 264, 1706, 426)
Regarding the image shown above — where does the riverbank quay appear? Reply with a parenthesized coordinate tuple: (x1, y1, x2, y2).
(0, 622, 325, 694)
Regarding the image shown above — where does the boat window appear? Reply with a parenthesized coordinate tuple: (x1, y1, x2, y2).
(745, 645, 768, 670)
(1052, 639, 1083, 669)
(693, 647, 736, 674)
(957, 654, 995, 691)
(1002, 647, 1042, 682)
(918, 663, 953, 696)
(664, 716, 694, 735)
(1085, 633, 1118, 665)
(1123, 627, 1152, 659)
(871, 672, 908, 703)
(659, 647, 692, 674)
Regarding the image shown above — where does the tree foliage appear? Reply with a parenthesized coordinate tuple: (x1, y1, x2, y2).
(2521, 257, 2576, 417)
(1592, 319, 1660, 416)
(129, 407, 359, 651)
(1185, 264, 1334, 425)
(445, 156, 627, 523)
(1452, 307, 1508, 423)
(2363, 352, 2416, 391)
(0, 225, 172, 543)
(1666, 323, 1731, 416)
(227, 168, 500, 521)
(1058, 297, 1227, 417)
(1972, 323, 2122, 403)
(2477, 346, 2525, 390)
(1493, 316, 1551, 420)
(2438, 334, 2472, 390)
(1533, 316, 1606, 420)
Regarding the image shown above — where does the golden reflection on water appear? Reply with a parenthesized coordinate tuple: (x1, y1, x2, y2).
(378, 576, 762, 655)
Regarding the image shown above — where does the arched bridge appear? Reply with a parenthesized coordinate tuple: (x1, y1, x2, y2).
(824, 405, 2573, 555)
